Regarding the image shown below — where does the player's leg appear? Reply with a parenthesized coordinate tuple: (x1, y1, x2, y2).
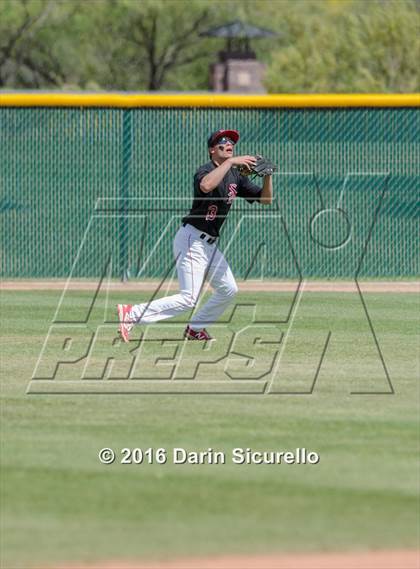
(118, 227, 208, 341)
(188, 247, 238, 333)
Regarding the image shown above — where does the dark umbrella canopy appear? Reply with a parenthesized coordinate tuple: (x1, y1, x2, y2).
(200, 20, 277, 39)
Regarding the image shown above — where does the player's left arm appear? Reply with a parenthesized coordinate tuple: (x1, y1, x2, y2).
(238, 173, 273, 206)
(259, 174, 273, 206)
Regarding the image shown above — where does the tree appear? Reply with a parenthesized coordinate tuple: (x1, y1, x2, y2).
(87, 0, 222, 91)
(263, 0, 420, 93)
(0, 0, 418, 92)
(0, 0, 80, 88)
(125, 1, 209, 90)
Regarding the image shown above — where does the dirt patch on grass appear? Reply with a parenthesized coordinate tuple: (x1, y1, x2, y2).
(58, 549, 419, 569)
(2, 279, 419, 293)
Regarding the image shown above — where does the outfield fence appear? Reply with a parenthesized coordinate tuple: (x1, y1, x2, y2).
(0, 93, 418, 279)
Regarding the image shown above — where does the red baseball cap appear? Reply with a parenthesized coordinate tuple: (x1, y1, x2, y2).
(207, 129, 239, 147)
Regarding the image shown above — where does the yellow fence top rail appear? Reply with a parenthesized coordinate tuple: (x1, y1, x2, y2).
(0, 92, 419, 108)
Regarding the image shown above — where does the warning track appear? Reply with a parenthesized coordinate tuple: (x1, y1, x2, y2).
(1, 280, 419, 293)
(57, 549, 420, 569)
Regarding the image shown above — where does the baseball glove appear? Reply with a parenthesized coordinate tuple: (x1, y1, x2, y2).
(239, 155, 277, 177)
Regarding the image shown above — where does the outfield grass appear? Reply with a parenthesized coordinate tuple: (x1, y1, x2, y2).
(1, 289, 419, 568)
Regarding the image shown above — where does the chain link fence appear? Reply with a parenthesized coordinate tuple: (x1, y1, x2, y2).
(1, 106, 418, 279)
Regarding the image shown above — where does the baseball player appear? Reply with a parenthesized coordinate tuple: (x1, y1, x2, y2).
(117, 128, 273, 342)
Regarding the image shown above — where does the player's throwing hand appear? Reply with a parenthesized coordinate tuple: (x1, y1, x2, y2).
(229, 155, 257, 173)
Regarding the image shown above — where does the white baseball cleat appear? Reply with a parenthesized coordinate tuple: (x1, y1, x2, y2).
(117, 304, 134, 343)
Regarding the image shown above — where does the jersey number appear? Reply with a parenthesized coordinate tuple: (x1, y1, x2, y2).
(205, 205, 218, 221)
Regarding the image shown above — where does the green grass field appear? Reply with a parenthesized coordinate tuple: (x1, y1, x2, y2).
(1, 289, 419, 569)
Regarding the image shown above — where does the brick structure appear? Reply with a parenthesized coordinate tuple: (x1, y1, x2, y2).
(211, 58, 266, 93)
(201, 21, 277, 94)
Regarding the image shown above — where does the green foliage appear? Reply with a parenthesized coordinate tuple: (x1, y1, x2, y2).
(0, 0, 85, 88)
(77, 0, 220, 91)
(0, 0, 418, 91)
(264, 0, 420, 92)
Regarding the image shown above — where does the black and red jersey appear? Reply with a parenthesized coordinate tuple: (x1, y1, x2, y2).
(182, 161, 262, 237)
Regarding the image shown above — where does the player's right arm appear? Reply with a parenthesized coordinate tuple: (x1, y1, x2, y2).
(200, 156, 256, 193)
